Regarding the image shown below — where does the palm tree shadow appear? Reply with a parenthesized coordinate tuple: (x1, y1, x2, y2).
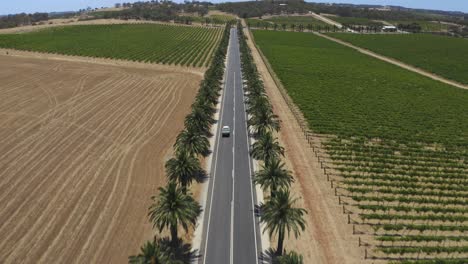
(195, 169, 208, 184)
(205, 131, 214, 138)
(202, 149, 213, 158)
(261, 248, 278, 264)
(160, 238, 200, 264)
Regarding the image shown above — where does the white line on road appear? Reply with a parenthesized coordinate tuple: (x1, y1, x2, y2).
(230, 70, 236, 264)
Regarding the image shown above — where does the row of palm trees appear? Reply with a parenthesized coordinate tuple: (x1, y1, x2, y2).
(129, 23, 232, 264)
(249, 21, 342, 33)
(237, 21, 307, 264)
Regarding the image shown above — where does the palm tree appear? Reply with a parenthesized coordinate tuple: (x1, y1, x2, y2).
(276, 250, 304, 264)
(248, 108, 280, 137)
(148, 182, 201, 246)
(298, 24, 304, 32)
(251, 131, 284, 166)
(184, 104, 215, 136)
(197, 83, 220, 106)
(165, 149, 203, 193)
(174, 129, 209, 157)
(254, 158, 293, 198)
(245, 91, 269, 111)
(128, 236, 181, 264)
(261, 189, 307, 256)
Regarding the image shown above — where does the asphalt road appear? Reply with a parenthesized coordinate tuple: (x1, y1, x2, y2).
(199, 27, 262, 264)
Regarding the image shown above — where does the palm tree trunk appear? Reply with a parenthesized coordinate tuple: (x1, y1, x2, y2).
(170, 224, 178, 246)
(152, 235, 157, 264)
(276, 228, 285, 255)
(270, 185, 277, 199)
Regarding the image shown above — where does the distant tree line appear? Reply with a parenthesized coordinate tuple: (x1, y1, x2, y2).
(397, 22, 422, 33)
(217, 0, 466, 24)
(218, 0, 309, 19)
(0, 13, 49, 29)
(88, 1, 209, 22)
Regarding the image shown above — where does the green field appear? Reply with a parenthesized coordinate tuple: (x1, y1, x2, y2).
(329, 33, 468, 84)
(247, 15, 328, 29)
(208, 14, 236, 23)
(182, 14, 236, 25)
(323, 15, 384, 27)
(246, 18, 270, 27)
(253, 30, 468, 262)
(0, 24, 223, 67)
(390, 20, 450, 32)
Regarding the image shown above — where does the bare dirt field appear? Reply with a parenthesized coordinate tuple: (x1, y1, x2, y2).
(0, 54, 201, 263)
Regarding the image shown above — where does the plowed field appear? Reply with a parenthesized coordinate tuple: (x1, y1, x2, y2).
(0, 54, 201, 263)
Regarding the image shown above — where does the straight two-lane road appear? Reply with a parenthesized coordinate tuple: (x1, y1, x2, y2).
(199, 27, 262, 264)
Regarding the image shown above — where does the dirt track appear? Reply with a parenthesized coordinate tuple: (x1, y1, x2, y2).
(243, 25, 373, 264)
(0, 55, 200, 263)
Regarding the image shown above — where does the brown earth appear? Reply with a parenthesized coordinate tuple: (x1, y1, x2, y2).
(243, 24, 376, 264)
(0, 54, 201, 263)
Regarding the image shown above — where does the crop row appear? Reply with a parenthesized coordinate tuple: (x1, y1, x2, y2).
(358, 204, 468, 215)
(377, 235, 468, 243)
(378, 245, 468, 255)
(347, 186, 468, 200)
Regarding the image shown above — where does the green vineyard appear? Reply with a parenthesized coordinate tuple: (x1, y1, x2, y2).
(247, 15, 328, 30)
(323, 15, 384, 27)
(253, 30, 468, 263)
(0, 24, 223, 67)
(328, 33, 468, 85)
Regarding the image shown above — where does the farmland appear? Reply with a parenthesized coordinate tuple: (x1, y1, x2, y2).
(180, 13, 236, 25)
(253, 30, 468, 262)
(208, 14, 237, 23)
(0, 24, 223, 67)
(247, 15, 328, 29)
(390, 20, 450, 32)
(323, 15, 384, 27)
(329, 33, 468, 85)
(0, 54, 201, 263)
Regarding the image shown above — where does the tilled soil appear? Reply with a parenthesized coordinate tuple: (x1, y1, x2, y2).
(0, 54, 200, 263)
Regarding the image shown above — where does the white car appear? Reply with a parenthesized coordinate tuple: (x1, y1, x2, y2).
(221, 126, 231, 137)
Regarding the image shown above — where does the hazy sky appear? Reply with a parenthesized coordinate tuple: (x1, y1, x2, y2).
(1, 0, 467, 15)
